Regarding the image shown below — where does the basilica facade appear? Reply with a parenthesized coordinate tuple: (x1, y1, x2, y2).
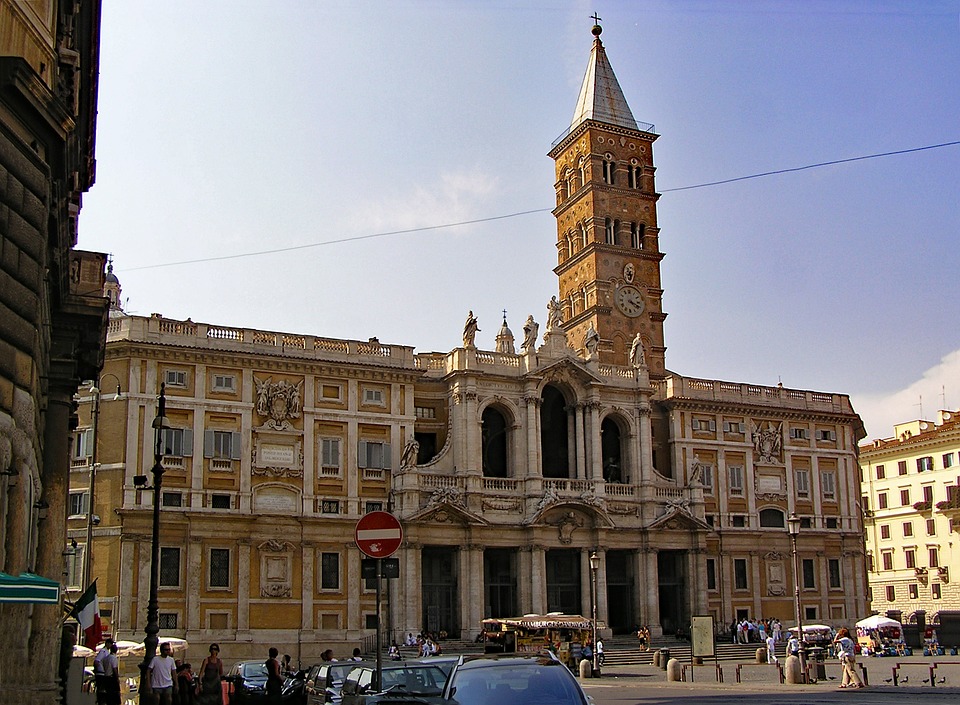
(69, 26, 867, 662)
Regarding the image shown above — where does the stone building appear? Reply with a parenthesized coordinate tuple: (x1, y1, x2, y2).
(860, 411, 960, 621)
(1, 1, 107, 702)
(70, 24, 867, 663)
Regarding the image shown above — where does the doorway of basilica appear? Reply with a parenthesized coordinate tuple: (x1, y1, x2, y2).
(657, 550, 689, 636)
(422, 547, 460, 637)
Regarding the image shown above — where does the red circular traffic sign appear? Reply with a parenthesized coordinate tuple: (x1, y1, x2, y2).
(355, 511, 403, 559)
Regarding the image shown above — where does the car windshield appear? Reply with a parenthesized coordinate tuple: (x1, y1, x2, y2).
(329, 663, 359, 685)
(380, 665, 447, 696)
(241, 662, 268, 679)
(450, 661, 585, 705)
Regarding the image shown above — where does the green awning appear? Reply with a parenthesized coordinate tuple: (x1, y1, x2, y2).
(0, 572, 61, 604)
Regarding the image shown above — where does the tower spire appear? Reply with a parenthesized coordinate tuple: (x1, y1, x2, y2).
(569, 20, 638, 133)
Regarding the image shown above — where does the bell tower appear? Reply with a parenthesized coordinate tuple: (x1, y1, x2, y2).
(548, 22, 667, 376)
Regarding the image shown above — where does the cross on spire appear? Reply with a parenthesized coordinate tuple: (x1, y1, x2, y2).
(590, 12, 602, 25)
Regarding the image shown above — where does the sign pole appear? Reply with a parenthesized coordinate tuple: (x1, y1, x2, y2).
(375, 558, 383, 691)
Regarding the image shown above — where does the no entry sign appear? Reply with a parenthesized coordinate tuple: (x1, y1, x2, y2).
(355, 511, 403, 559)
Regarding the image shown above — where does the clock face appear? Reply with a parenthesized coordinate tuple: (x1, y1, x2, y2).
(615, 285, 645, 317)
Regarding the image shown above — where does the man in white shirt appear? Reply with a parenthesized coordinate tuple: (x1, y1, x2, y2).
(147, 641, 179, 705)
(93, 637, 114, 705)
(766, 634, 777, 664)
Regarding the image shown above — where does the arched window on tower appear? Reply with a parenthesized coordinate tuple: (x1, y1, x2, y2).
(633, 166, 642, 189)
(580, 222, 588, 248)
(578, 158, 586, 188)
(635, 223, 645, 249)
(605, 219, 615, 245)
(481, 406, 510, 478)
(567, 234, 575, 258)
(602, 157, 614, 184)
(581, 287, 588, 312)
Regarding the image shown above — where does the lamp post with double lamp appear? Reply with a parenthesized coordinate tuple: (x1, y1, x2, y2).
(589, 551, 599, 677)
(82, 374, 123, 590)
(787, 513, 807, 682)
(138, 384, 170, 702)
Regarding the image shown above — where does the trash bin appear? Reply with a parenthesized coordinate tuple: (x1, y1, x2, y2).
(806, 647, 826, 682)
(659, 648, 670, 670)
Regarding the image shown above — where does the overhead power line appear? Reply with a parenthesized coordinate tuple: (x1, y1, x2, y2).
(126, 140, 959, 272)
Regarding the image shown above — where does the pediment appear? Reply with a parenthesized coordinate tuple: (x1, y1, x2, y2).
(534, 358, 604, 386)
(525, 499, 616, 530)
(408, 501, 490, 526)
(647, 506, 712, 532)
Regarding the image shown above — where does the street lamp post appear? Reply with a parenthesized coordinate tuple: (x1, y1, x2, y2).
(589, 551, 599, 677)
(82, 374, 122, 590)
(787, 513, 807, 682)
(138, 384, 170, 702)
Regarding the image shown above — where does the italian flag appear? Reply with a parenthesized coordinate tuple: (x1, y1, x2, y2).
(70, 581, 102, 650)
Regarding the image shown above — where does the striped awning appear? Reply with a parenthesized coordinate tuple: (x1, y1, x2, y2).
(0, 572, 61, 604)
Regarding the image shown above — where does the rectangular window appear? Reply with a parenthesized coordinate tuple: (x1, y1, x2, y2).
(825, 517, 838, 529)
(362, 388, 384, 406)
(159, 547, 181, 587)
(209, 548, 230, 588)
(66, 545, 84, 588)
(415, 406, 436, 419)
(73, 429, 94, 460)
(909, 583, 918, 599)
(211, 494, 231, 509)
(321, 438, 341, 469)
(878, 492, 888, 509)
(706, 559, 717, 591)
(160, 428, 193, 457)
(701, 464, 713, 492)
(731, 515, 746, 528)
(320, 553, 340, 590)
(882, 552, 893, 570)
(161, 492, 182, 508)
(358, 441, 390, 470)
(212, 374, 235, 392)
(321, 499, 340, 514)
(901, 489, 911, 506)
(923, 485, 934, 503)
(733, 559, 748, 590)
(926, 518, 936, 536)
(158, 613, 178, 630)
(795, 469, 809, 496)
(729, 466, 744, 495)
(903, 522, 913, 537)
(943, 453, 955, 469)
(880, 524, 891, 539)
(917, 456, 933, 473)
(933, 583, 942, 599)
(886, 585, 896, 602)
(802, 558, 816, 589)
(905, 549, 916, 569)
(791, 427, 809, 440)
(164, 369, 187, 387)
(724, 420, 745, 434)
(876, 464, 885, 479)
(365, 502, 384, 513)
(828, 559, 841, 588)
(204, 430, 240, 460)
(929, 547, 939, 567)
(365, 614, 379, 630)
(693, 418, 716, 432)
(816, 428, 837, 441)
(821, 471, 836, 498)
(69, 492, 88, 516)
(898, 460, 907, 475)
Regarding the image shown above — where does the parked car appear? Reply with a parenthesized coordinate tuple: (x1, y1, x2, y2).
(441, 653, 591, 705)
(340, 662, 448, 705)
(225, 660, 269, 703)
(283, 668, 311, 704)
(306, 661, 375, 704)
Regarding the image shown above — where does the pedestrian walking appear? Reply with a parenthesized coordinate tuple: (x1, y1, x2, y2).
(834, 628, 865, 689)
(265, 647, 284, 704)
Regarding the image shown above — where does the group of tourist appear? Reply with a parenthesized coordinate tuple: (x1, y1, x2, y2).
(730, 617, 784, 644)
(401, 631, 445, 657)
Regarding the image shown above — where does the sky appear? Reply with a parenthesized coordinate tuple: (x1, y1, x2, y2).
(79, 0, 960, 442)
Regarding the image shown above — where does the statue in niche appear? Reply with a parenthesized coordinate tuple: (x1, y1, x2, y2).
(629, 332, 646, 368)
(602, 456, 620, 483)
(254, 377, 303, 431)
(400, 437, 420, 469)
(521, 315, 539, 351)
(546, 296, 564, 330)
(463, 310, 480, 347)
(583, 323, 600, 359)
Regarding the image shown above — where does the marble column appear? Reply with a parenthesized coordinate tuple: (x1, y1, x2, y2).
(186, 538, 202, 631)
(524, 394, 540, 479)
(401, 544, 423, 635)
(302, 543, 315, 633)
(588, 402, 602, 482)
(118, 540, 136, 634)
(637, 405, 653, 485)
(566, 406, 577, 478)
(518, 546, 533, 614)
(643, 549, 661, 636)
(461, 545, 484, 639)
(574, 404, 586, 480)
(595, 549, 608, 627)
(530, 545, 546, 615)
(237, 540, 251, 635)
